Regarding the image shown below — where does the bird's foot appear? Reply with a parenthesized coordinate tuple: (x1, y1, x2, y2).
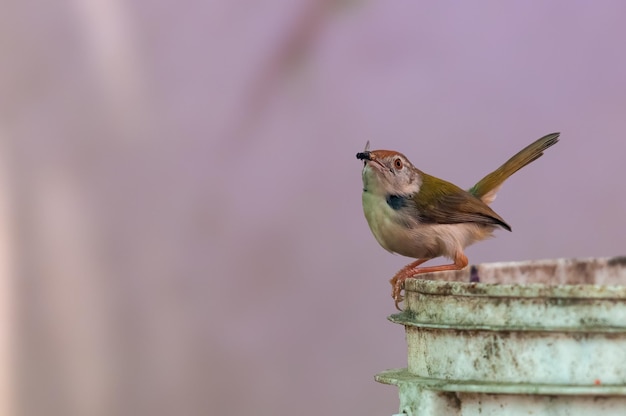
(389, 255, 469, 310)
(389, 259, 430, 311)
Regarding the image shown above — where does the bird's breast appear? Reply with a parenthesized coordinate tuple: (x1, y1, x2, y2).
(361, 191, 495, 259)
(362, 191, 430, 256)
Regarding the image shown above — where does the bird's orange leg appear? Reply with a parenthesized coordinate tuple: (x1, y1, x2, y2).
(391, 253, 469, 310)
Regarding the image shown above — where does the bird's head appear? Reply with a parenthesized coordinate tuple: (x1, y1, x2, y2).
(356, 142, 422, 196)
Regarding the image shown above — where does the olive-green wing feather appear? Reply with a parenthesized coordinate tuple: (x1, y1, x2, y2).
(413, 173, 511, 231)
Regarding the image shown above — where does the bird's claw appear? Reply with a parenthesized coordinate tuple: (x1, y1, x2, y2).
(393, 295, 404, 311)
(390, 275, 405, 311)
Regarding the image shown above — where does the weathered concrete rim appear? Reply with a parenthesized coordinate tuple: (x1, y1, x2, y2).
(404, 280, 626, 299)
(403, 256, 626, 299)
(375, 368, 626, 395)
(388, 313, 626, 332)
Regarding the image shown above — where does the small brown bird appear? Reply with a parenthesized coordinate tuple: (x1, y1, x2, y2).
(356, 133, 560, 309)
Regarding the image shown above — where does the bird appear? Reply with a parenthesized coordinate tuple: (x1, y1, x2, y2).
(356, 132, 560, 310)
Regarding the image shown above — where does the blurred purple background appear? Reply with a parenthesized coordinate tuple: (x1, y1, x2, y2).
(4, 1, 626, 415)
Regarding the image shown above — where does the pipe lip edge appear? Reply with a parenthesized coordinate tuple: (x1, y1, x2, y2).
(388, 313, 626, 333)
(375, 368, 626, 395)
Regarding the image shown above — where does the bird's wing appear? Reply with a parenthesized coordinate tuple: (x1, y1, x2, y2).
(413, 173, 511, 231)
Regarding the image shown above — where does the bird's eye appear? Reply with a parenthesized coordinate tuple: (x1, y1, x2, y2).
(394, 158, 403, 169)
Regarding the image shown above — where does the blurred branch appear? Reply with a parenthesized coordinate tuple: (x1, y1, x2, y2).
(229, 0, 336, 143)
